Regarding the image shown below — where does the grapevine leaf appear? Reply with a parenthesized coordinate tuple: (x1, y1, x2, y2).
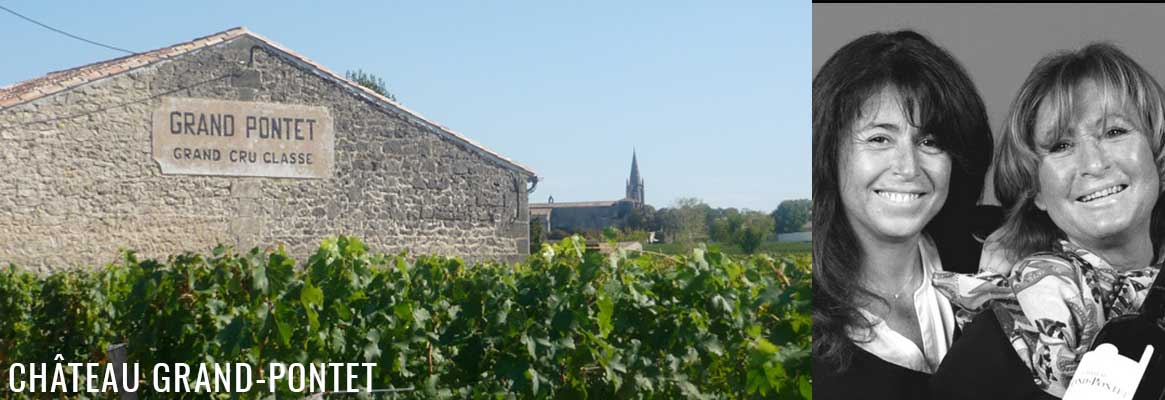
(597, 294, 614, 338)
(343, 236, 366, 257)
(364, 329, 382, 362)
(522, 334, 536, 359)
(676, 379, 702, 399)
(251, 260, 268, 295)
(329, 327, 346, 354)
(766, 361, 787, 384)
(395, 256, 409, 281)
(273, 301, 293, 346)
(217, 315, 249, 358)
(558, 336, 575, 350)
(756, 338, 779, 354)
(703, 338, 724, 356)
(266, 252, 295, 295)
(634, 373, 653, 392)
(301, 281, 324, 330)
(413, 307, 431, 326)
(799, 374, 812, 399)
(332, 301, 352, 320)
(393, 302, 413, 329)
(526, 368, 539, 396)
(609, 359, 627, 373)
(791, 313, 811, 335)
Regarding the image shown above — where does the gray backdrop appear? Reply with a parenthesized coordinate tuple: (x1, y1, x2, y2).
(814, 4, 1165, 205)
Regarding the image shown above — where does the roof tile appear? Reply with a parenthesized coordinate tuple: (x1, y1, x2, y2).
(18, 91, 41, 102)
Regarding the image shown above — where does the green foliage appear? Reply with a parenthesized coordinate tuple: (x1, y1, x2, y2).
(772, 199, 811, 234)
(615, 228, 651, 243)
(625, 205, 660, 232)
(709, 209, 742, 244)
(345, 69, 398, 101)
(0, 265, 40, 365)
(593, 227, 652, 246)
(662, 198, 710, 244)
(710, 211, 776, 254)
(736, 214, 775, 254)
(0, 237, 811, 399)
(602, 227, 619, 243)
(530, 218, 545, 253)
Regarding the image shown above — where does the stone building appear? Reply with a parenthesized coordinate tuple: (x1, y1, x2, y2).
(0, 27, 538, 272)
(530, 152, 643, 233)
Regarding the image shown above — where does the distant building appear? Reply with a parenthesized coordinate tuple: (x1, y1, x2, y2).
(531, 151, 644, 233)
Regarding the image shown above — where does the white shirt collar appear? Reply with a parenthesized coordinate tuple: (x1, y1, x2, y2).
(848, 235, 957, 373)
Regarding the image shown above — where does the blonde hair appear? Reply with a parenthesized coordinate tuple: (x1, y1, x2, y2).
(994, 42, 1165, 261)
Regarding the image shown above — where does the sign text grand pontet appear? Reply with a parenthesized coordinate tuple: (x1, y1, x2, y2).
(151, 97, 335, 178)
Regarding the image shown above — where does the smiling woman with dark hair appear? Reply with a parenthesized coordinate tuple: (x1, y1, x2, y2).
(812, 30, 993, 399)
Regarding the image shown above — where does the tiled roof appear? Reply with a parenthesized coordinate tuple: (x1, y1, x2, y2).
(0, 27, 246, 109)
(0, 27, 536, 177)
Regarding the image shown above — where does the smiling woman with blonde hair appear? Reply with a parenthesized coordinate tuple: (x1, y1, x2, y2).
(933, 42, 1165, 399)
(993, 44, 1165, 267)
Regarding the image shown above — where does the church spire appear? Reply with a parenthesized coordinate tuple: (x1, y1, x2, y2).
(629, 150, 640, 185)
(626, 150, 644, 205)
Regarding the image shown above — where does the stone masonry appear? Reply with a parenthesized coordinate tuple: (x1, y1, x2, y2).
(0, 28, 537, 273)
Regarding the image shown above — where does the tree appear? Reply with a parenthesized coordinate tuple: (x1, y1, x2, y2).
(602, 227, 619, 244)
(710, 210, 774, 253)
(345, 69, 398, 101)
(625, 205, 660, 232)
(772, 199, 812, 234)
(735, 211, 775, 254)
(709, 208, 743, 243)
(529, 218, 545, 253)
(663, 198, 709, 244)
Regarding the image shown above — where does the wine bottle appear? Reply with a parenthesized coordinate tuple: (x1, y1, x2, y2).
(1086, 266, 1165, 400)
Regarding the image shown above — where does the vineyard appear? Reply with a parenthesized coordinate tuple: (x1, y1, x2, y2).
(0, 236, 811, 399)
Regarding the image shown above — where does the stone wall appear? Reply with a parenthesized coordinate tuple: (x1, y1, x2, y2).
(0, 36, 533, 273)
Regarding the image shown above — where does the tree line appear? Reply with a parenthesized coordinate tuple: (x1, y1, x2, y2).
(635, 198, 810, 251)
(534, 198, 811, 254)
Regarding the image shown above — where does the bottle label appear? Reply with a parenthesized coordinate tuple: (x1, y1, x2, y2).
(1063, 343, 1153, 400)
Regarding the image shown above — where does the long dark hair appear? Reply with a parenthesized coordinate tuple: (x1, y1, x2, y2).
(994, 43, 1165, 263)
(812, 30, 993, 371)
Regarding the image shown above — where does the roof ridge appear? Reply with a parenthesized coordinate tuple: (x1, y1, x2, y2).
(0, 27, 537, 178)
(237, 30, 536, 177)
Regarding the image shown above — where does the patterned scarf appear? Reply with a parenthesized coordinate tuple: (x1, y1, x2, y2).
(932, 240, 1160, 397)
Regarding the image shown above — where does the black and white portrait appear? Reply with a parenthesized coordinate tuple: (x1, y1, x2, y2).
(812, 4, 1165, 400)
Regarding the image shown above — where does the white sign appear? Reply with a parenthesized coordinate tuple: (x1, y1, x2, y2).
(151, 97, 334, 178)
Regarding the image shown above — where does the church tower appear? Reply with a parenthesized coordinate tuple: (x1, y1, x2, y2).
(625, 151, 645, 206)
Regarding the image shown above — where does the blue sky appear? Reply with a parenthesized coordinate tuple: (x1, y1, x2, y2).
(0, 1, 810, 212)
